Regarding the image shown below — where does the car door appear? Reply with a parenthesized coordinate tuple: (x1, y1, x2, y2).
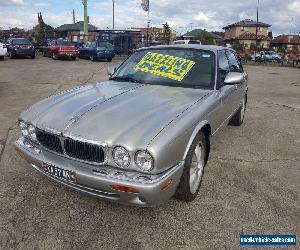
(214, 49, 236, 127)
(226, 50, 247, 114)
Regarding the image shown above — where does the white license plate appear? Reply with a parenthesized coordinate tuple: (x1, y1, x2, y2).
(42, 163, 76, 182)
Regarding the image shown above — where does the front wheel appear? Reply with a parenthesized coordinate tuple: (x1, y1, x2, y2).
(229, 95, 247, 126)
(175, 132, 208, 202)
(52, 53, 58, 60)
(107, 57, 112, 62)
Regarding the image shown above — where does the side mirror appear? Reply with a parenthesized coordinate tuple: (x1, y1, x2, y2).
(224, 72, 244, 85)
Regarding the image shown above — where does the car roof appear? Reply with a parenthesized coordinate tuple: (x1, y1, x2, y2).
(138, 44, 229, 53)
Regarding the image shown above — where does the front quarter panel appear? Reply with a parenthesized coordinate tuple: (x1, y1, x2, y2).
(147, 92, 221, 173)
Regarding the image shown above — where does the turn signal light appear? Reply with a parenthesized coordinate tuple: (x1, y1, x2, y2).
(161, 179, 174, 190)
(110, 185, 139, 194)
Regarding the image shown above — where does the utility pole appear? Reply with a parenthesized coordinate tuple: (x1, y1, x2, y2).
(72, 9, 76, 24)
(82, 0, 88, 36)
(255, 0, 259, 63)
(112, 0, 115, 30)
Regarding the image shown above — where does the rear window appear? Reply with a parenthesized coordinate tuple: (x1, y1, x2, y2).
(12, 39, 31, 45)
(97, 42, 113, 49)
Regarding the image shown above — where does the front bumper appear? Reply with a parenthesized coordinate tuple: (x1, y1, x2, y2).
(15, 137, 184, 207)
(14, 49, 35, 56)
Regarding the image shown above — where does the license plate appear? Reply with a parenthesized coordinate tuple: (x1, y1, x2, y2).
(42, 163, 76, 182)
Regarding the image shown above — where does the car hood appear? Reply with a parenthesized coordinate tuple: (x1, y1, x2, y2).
(22, 81, 212, 148)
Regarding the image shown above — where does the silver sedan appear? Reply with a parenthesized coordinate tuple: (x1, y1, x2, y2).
(15, 45, 248, 206)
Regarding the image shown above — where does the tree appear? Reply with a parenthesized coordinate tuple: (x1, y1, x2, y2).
(36, 12, 54, 41)
(160, 22, 171, 45)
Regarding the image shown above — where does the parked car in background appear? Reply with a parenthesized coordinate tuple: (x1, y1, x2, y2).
(174, 40, 202, 45)
(0, 42, 7, 60)
(251, 51, 282, 63)
(42, 38, 78, 60)
(15, 45, 248, 206)
(6, 38, 35, 59)
(78, 41, 115, 61)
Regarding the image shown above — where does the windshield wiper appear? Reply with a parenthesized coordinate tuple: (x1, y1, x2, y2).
(110, 76, 143, 84)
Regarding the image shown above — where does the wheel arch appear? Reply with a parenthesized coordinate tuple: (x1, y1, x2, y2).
(183, 121, 211, 161)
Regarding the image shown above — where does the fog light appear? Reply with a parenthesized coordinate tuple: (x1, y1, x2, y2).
(110, 185, 139, 194)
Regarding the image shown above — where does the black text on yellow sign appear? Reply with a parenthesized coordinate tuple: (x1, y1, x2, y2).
(135, 52, 195, 81)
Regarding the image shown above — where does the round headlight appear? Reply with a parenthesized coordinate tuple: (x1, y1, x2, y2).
(112, 146, 130, 168)
(135, 151, 154, 172)
(28, 124, 37, 141)
(19, 121, 29, 136)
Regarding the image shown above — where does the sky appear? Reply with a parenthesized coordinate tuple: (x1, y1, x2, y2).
(0, 0, 299, 36)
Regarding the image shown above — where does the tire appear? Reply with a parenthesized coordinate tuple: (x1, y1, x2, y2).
(72, 57, 76, 61)
(90, 55, 96, 61)
(107, 57, 112, 62)
(0, 56, 4, 60)
(52, 53, 58, 60)
(175, 132, 208, 202)
(31, 53, 35, 59)
(9, 52, 15, 59)
(229, 95, 247, 126)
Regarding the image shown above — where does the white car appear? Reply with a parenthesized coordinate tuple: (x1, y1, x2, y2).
(173, 40, 201, 45)
(0, 42, 7, 60)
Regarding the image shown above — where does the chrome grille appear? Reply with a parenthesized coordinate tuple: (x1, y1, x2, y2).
(36, 129, 63, 154)
(64, 138, 105, 163)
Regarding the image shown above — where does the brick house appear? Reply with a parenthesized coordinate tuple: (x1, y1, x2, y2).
(223, 19, 271, 49)
(56, 21, 98, 42)
(271, 35, 300, 51)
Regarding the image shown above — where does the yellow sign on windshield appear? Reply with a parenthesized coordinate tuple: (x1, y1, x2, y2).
(135, 52, 195, 82)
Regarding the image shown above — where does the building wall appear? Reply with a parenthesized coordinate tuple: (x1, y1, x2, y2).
(66, 31, 99, 42)
(224, 26, 268, 39)
(239, 39, 270, 49)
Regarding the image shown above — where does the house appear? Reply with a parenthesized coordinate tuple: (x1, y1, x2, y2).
(132, 27, 177, 43)
(56, 21, 98, 42)
(271, 35, 300, 52)
(183, 29, 224, 45)
(223, 19, 271, 49)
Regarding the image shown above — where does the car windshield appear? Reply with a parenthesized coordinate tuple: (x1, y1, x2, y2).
(56, 39, 71, 45)
(111, 49, 216, 89)
(12, 39, 31, 45)
(188, 40, 201, 44)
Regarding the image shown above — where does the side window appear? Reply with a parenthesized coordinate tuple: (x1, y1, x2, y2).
(226, 50, 243, 72)
(218, 50, 230, 88)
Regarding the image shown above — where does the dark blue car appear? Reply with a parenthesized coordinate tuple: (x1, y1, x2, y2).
(78, 41, 115, 62)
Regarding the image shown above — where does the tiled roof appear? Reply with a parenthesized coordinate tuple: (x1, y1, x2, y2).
(56, 21, 98, 31)
(272, 35, 300, 44)
(223, 19, 271, 29)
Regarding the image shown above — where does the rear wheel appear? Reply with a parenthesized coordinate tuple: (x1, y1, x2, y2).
(72, 57, 76, 61)
(52, 53, 58, 60)
(229, 95, 247, 126)
(175, 132, 208, 202)
(0, 56, 4, 60)
(107, 57, 112, 62)
(90, 55, 96, 61)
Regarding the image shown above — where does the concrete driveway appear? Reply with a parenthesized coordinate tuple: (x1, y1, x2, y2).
(0, 56, 299, 249)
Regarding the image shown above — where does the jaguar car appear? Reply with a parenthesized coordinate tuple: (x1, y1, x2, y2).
(15, 45, 248, 207)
